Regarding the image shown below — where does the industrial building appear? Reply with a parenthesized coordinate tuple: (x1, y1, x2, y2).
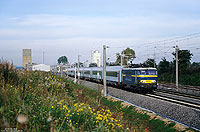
(91, 50, 101, 67)
(32, 64, 50, 72)
(22, 49, 32, 68)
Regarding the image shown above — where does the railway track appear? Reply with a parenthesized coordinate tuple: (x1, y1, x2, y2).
(158, 83, 200, 91)
(152, 90, 200, 109)
(145, 92, 200, 110)
(119, 87, 200, 110)
(124, 88, 200, 110)
(158, 83, 200, 97)
(155, 89, 200, 99)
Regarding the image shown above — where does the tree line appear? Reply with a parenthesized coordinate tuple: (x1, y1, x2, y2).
(157, 50, 200, 86)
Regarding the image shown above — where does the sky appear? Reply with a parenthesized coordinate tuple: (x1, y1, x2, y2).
(0, 0, 200, 66)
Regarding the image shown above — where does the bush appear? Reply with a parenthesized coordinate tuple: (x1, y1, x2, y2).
(0, 69, 124, 131)
(0, 62, 19, 86)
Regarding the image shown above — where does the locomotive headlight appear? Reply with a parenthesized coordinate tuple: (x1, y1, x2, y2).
(140, 80, 145, 83)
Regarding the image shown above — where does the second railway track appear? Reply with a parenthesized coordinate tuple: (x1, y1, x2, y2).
(155, 89, 200, 99)
(145, 92, 200, 110)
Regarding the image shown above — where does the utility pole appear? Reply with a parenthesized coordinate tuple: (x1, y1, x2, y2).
(175, 45, 179, 91)
(77, 55, 80, 84)
(103, 45, 108, 96)
(74, 66, 77, 83)
(120, 50, 123, 66)
(154, 47, 156, 68)
(122, 50, 124, 66)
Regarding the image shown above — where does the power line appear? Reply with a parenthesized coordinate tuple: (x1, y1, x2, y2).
(76, 32, 200, 65)
(110, 32, 200, 49)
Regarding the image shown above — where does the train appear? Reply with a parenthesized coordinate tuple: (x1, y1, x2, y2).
(66, 66, 158, 92)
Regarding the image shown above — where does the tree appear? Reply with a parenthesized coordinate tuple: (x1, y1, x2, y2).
(158, 57, 170, 74)
(191, 62, 200, 71)
(172, 50, 193, 73)
(57, 56, 68, 64)
(116, 48, 135, 65)
(143, 58, 156, 68)
(191, 62, 200, 67)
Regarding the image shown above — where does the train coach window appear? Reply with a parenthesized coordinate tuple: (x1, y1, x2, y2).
(93, 71, 98, 75)
(98, 72, 102, 76)
(106, 71, 118, 77)
(85, 71, 90, 74)
(92, 71, 101, 75)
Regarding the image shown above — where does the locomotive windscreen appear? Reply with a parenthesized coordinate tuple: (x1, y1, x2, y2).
(137, 70, 157, 75)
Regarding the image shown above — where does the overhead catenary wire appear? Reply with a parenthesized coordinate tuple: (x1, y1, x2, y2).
(70, 32, 200, 65)
(110, 32, 200, 49)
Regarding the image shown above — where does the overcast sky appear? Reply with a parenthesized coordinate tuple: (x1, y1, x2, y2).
(0, 0, 200, 66)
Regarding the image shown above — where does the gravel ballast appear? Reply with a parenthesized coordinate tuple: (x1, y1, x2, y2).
(69, 77, 200, 130)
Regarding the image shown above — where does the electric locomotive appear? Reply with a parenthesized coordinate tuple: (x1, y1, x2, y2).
(122, 68, 157, 92)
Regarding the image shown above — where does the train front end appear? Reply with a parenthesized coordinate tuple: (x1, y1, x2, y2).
(136, 68, 158, 91)
(122, 68, 158, 92)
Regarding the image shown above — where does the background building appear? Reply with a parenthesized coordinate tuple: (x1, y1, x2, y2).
(26, 63, 38, 71)
(32, 64, 50, 72)
(91, 50, 101, 67)
(22, 49, 32, 68)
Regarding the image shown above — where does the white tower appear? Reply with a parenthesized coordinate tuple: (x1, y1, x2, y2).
(91, 50, 101, 67)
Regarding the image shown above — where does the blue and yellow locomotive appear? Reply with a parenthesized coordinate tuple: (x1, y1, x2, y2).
(122, 68, 158, 92)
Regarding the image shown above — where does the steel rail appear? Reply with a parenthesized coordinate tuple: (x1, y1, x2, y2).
(145, 93, 200, 110)
(154, 89, 200, 100)
(159, 83, 200, 91)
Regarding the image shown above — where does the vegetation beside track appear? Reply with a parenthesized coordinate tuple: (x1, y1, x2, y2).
(0, 62, 196, 132)
(157, 51, 200, 86)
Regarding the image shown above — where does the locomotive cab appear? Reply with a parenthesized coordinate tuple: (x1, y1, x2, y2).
(122, 68, 158, 92)
(136, 68, 157, 89)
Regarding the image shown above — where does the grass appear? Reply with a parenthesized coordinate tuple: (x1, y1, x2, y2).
(0, 62, 197, 132)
